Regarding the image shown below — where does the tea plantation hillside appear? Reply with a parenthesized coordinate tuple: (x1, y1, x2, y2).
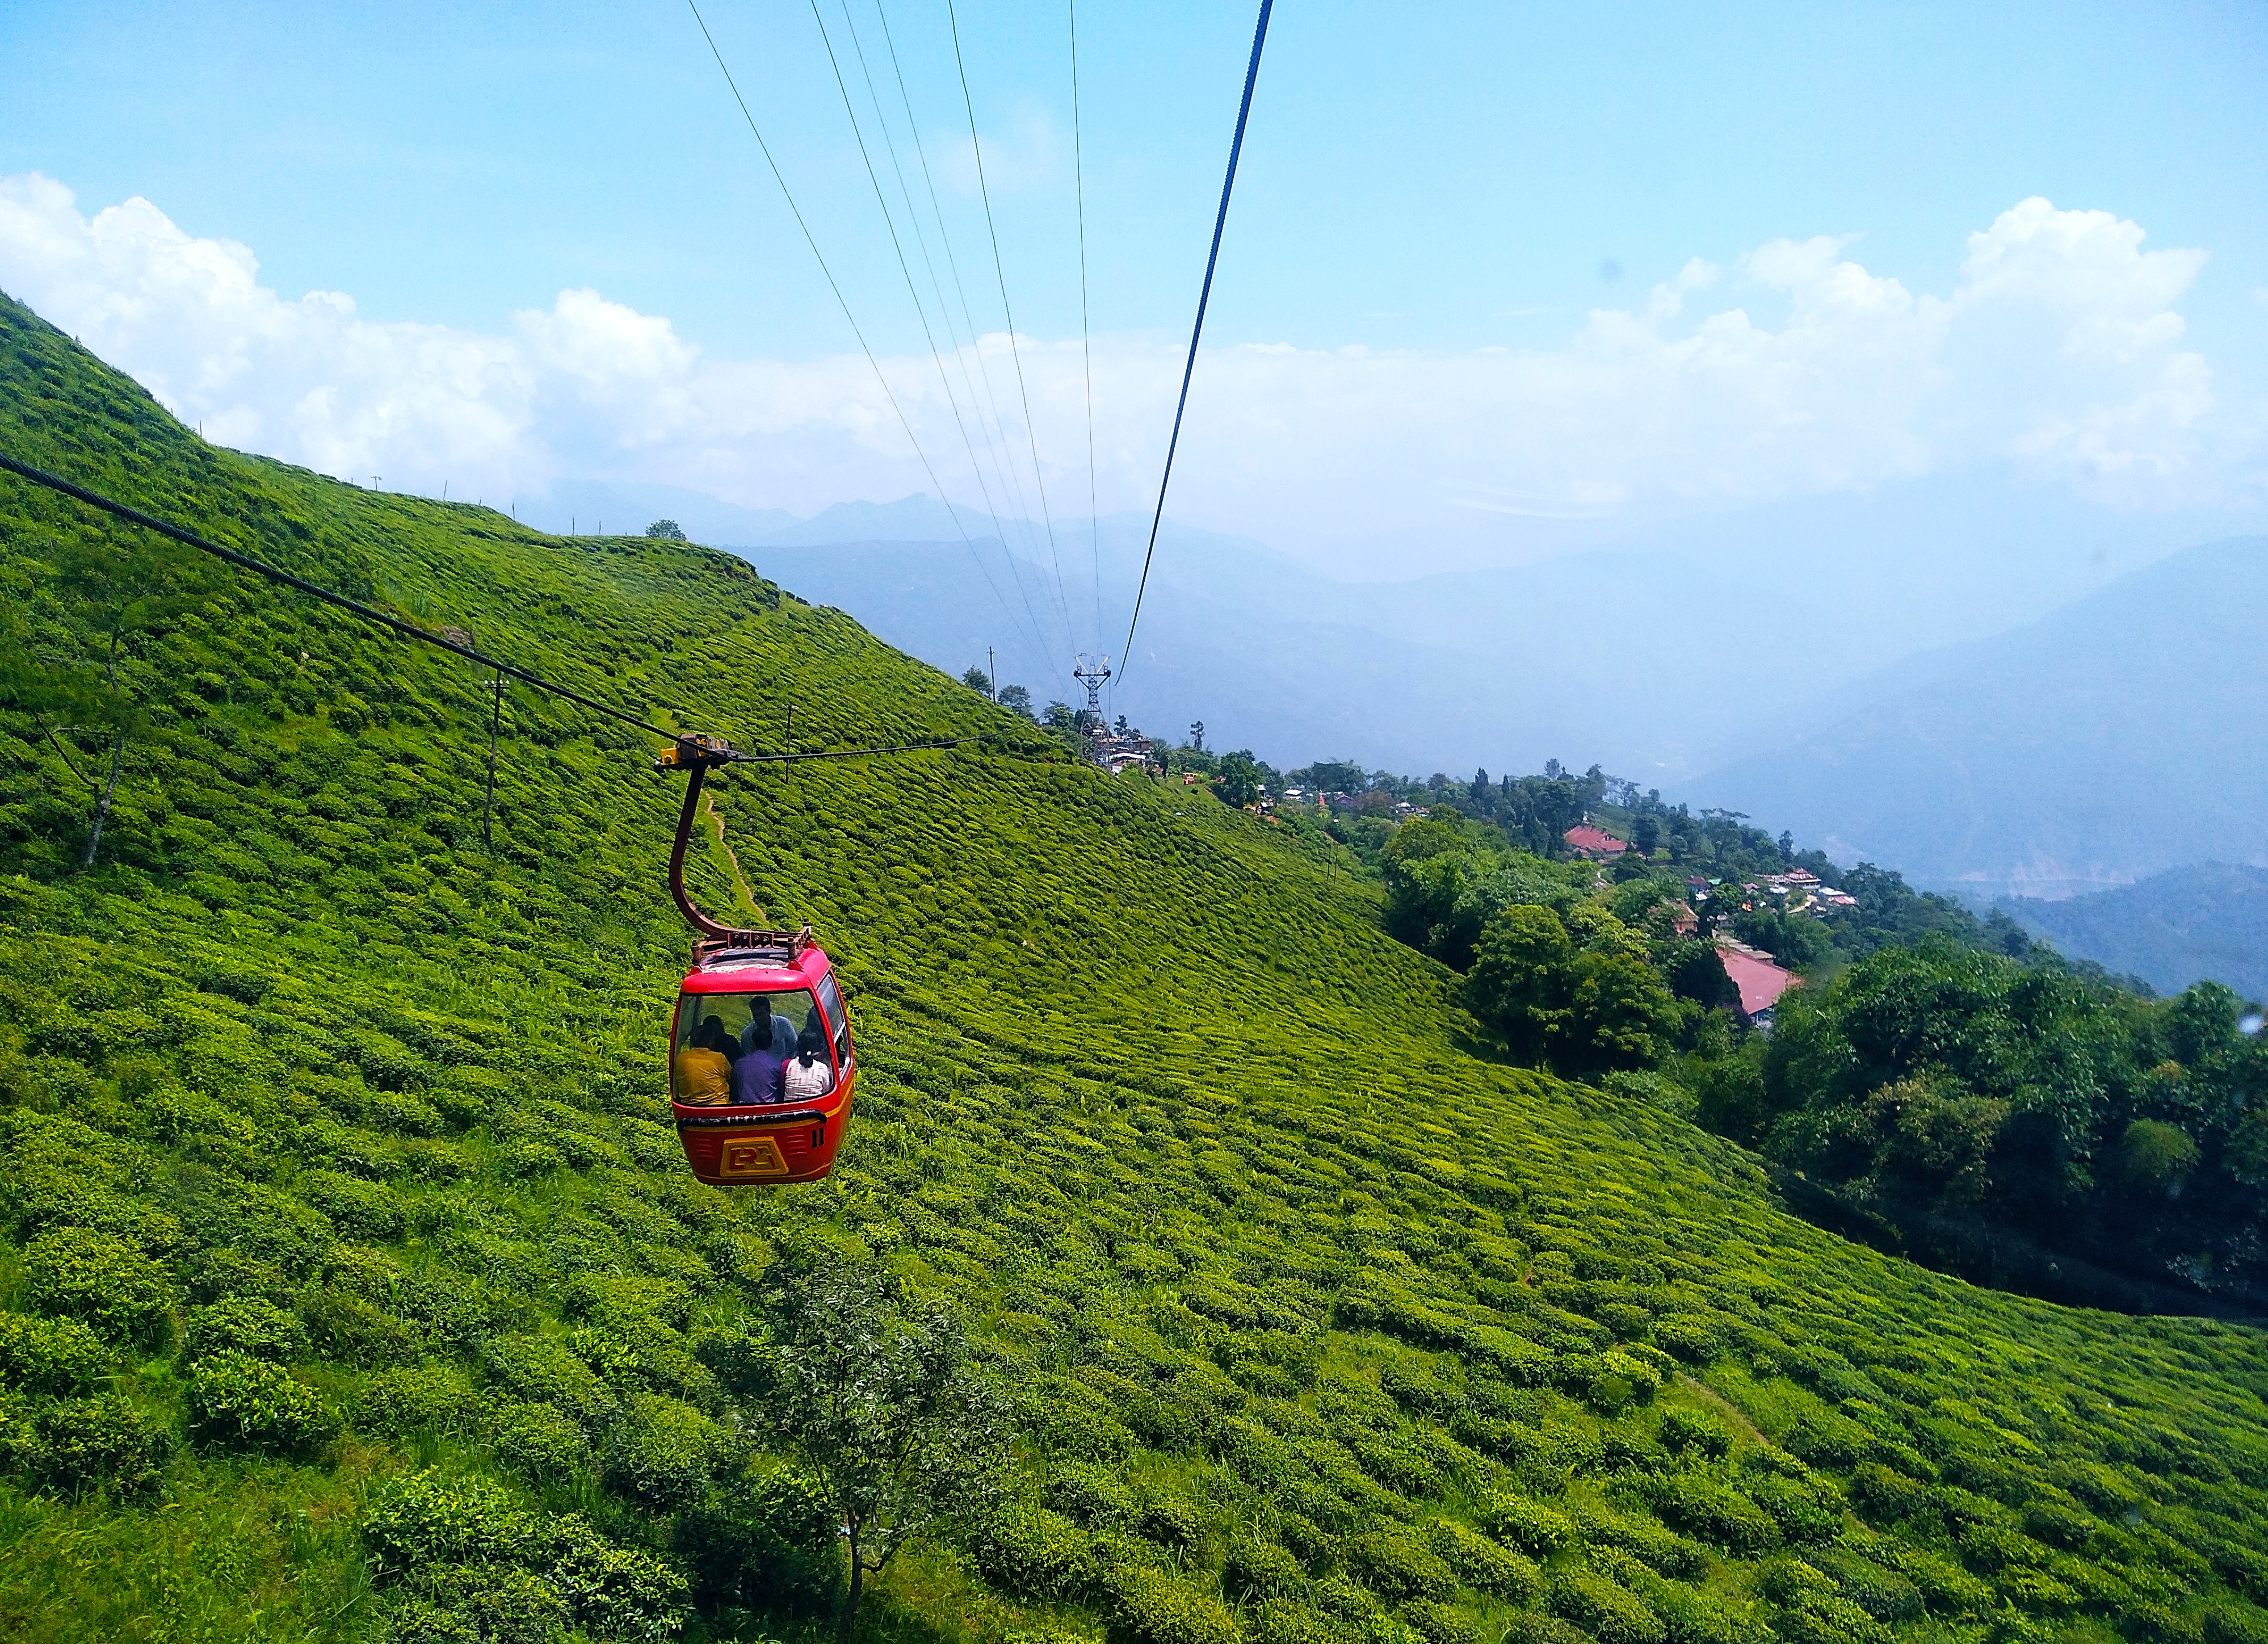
(4, 292, 2268, 1644)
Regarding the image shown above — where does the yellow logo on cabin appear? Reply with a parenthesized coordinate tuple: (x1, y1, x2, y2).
(718, 1134, 789, 1179)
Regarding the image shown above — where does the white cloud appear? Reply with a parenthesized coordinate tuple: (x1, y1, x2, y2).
(0, 174, 2245, 537)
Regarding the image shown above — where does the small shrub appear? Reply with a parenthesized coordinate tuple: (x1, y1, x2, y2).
(386, 1565, 568, 1644)
(977, 1499, 1097, 1599)
(358, 1365, 479, 1437)
(22, 1227, 176, 1347)
(303, 1290, 420, 1366)
(1485, 1493, 1578, 1556)
(1744, 1469, 1843, 1546)
(1660, 1407, 1733, 1460)
(1248, 1599, 1337, 1644)
(1509, 1614, 1597, 1644)
(1651, 1472, 1782, 1553)
(301, 1171, 407, 1242)
(24, 1394, 171, 1499)
(1775, 1592, 1890, 1644)
(367, 1470, 537, 1576)
(499, 1140, 562, 1179)
(1140, 1487, 1209, 1551)
(187, 1350, 339, 1455)
(1050, 1462, 1140, 1530)
(540, 1513, 691, 1639)
(1225, 1534, 1308, 1600)
(2204, 1608, 2268, 1644)
(1849, 1462, 1933, 1524)
(1654, 1316, 1722, 1363)
(1404, 1597, 1484, 1644)
(1110, 1566, 1241, 1644)
(1346, 1526, 1459, 1603)
(184, 1295, 308, 1362)
(600, 1393, 724, 1511)
(480, 1333, 617, 1428)
(488, 1400, 593, 1480)
(1551, 1568, 1668, 1644)
(0, 1310, 110, 1395)
(1427, 1518, 1541, 1601)
(1810, 1548, 1923, 1622)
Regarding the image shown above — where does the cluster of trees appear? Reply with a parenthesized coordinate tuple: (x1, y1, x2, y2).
(1690, 942, 2268, 1308)
(1326, 754, 2266, 1307)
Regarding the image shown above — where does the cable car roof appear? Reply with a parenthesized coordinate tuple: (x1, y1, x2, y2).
(681, 934, 833, 993)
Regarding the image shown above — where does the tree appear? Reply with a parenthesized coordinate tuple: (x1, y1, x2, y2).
(959, 665, 994, 698)
(1212, 749, 1262, 808)
(996, 684, 1035, 720)
(1464, 904, 1576, 1063)
(734, 1257, 1007, 1644)
(644, 519, 688, 540)
(1632, 816, 1662, 857)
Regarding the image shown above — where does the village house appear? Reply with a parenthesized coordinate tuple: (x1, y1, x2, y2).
(1715, 936, 1798, 1030)
(1564, 823, 1628, 859)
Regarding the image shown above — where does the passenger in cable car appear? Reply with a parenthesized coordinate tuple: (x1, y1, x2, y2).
(784, 1024, 835, 1101)
(743, 999, 801, 1059)
(675, 1017, 734, 1105)
(731, 1031, 787, 1106)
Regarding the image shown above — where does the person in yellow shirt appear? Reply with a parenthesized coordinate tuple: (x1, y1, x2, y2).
(674, 1016, 734, 1105)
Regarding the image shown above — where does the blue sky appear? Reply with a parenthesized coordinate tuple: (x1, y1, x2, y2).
(3, 0, 2263, 605)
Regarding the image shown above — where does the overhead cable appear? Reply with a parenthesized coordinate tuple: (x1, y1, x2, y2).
(1117, 0, 1275, 686)
(683, 0, 1051, 679)
(944, 0, 1081, 660)
(805, 0, 1064, 668)
(1069, 0, 1103, 656)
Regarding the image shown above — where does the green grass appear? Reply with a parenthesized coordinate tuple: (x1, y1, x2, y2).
(2, 288, 2267, 1644)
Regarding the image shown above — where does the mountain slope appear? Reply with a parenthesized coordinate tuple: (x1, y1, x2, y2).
(1687, 535, 2268, 898)
(4, 292, 2268, 1644)
(2004, 862, 2268, 999)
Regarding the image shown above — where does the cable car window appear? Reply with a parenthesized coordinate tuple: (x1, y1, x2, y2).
(673, 990, 826, 1106)
(814, 972, 852, 1063)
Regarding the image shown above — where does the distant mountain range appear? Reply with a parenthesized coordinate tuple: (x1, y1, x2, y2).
(2000, 864, 2268, 1001)
(738, 516, 1887, 783)
(1685, 535, 2268, 900)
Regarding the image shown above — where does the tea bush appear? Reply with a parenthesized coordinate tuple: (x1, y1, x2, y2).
(182, 1295, 308, 1362)
(185, 1350, 339, 1455)
(20, 1226, 176, 1347)
(18, 1393, 171, 1499)
(0, 1310, 110, 1395)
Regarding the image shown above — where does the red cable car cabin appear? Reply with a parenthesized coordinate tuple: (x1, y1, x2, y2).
(669, 931, 856, 1185)
(653, 735, 856, 1186)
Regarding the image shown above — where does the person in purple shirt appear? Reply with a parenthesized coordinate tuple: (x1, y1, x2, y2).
(730, 1039, 786, 1105)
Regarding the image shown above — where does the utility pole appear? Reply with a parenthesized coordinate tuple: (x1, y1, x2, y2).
(784, 699, 793, 754)
(988, 646, 995, 699)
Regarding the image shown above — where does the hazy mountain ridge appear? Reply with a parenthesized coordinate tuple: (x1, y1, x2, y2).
(1685, 535, 2268, 899)
(2001, 862, 2268, 999)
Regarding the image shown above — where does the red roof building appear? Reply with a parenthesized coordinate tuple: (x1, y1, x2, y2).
(1715, 940, 1797, 1018)
(1564, 824, 1628, 859)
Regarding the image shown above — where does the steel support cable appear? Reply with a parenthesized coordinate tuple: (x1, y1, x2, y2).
(1118, 0, 1274, 686)
(1069, 0, 1103, 656)
(943, 0, 1081, 661)
(683, 0, 1048, 680)
(872, 0, 1049, 606)
(847, 0, 1039, 618)
(0, 452, 1001, 768)
(805, 0, 1061, 671)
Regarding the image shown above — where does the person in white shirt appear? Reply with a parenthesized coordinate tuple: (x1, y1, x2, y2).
(782, 1024, 835, 1102)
